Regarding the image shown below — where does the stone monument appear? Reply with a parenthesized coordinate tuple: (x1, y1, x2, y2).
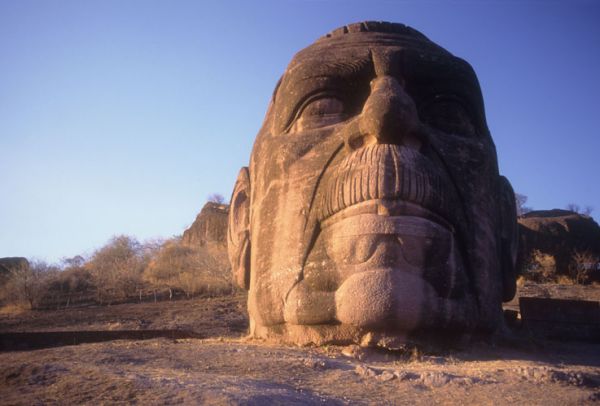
(228, 21, 518, 346)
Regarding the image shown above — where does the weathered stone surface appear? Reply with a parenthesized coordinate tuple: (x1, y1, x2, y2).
(182, 202, 229, 247)
(228, 21, 518, 346)
(517, 210, 600, 279)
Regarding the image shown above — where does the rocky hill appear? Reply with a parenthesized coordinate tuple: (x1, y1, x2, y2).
(517, 210, 600, 278)
(0, 257, 29, 286)
(182, 202, 229, 247)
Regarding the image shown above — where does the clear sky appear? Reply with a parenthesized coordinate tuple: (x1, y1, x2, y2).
(1, 0, 599, 264)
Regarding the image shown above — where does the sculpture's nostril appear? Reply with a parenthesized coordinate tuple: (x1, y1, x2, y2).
(347, 134, 365, 150)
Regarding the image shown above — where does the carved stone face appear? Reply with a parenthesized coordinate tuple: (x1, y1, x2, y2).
(228, 22, 518, 346)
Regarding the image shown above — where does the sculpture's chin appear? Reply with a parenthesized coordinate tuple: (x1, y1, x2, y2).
(283, 199, 476, 338)
(331, 264, 477, 342)
(334, 267, 436, 330)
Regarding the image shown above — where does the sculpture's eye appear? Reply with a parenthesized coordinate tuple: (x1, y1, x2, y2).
(419, 95, 477, 137)
(290, 95, 346, 131)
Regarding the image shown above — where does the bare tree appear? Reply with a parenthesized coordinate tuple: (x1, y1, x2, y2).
(570, 251, 599, 284)
(53, 255, 92, 308)
(207, 193, 226, 204)
(87, 235, 145, 303)
(61, 255, 86, 269)
(3, 260, 57, 309)
(566, 203, 581, 213)
(515, 193, 532, 216)
(143, 239, 188, 299)
(566, 203, 594, 217)
(54, 267, 93, 308)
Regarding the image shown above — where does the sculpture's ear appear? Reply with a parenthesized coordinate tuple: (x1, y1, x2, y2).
(499, 176, 518, 301)
(228, 167, 251, 290)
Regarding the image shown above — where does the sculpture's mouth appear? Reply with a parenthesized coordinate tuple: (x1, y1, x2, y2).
(309, 143, 471, 302)
(316, 144, 462, 233)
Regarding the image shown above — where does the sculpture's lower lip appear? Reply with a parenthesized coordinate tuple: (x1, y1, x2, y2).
(320, 198, 455, 233)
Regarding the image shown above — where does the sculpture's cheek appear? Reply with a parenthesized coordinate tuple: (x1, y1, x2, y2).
(284, 285, 336, 325)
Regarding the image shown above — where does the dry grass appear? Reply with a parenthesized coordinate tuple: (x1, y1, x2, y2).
(556, 275, 575, 285)
(0, 302, 28, 315)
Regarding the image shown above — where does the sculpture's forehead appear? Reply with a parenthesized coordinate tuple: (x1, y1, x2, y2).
(286, 33, 454, 76)
(275, 34, 478, 103)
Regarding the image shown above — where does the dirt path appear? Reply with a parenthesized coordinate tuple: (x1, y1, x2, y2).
(1, 338, 599, 405)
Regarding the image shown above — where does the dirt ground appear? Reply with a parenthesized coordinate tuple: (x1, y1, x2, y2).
(0, 293, 249, 336)
(1, 287, 599, 405)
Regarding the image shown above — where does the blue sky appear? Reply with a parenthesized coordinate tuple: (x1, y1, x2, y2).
(1, 0, 599, 263)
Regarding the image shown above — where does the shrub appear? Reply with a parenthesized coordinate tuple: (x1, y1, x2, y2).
(521, 250, 557, 283)
(521, 249, 600, 285)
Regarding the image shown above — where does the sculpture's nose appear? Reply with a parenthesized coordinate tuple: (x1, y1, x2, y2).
(346, 75, 422, 150)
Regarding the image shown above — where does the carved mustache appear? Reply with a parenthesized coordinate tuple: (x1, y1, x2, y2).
(316, 144, 460, 225)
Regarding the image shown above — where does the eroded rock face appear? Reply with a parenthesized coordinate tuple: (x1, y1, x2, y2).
(228, 22, 518, 346)
(183, 202, 229, 247)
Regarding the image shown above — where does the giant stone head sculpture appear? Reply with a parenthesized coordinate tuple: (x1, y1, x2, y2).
(228, 22, 518, 346)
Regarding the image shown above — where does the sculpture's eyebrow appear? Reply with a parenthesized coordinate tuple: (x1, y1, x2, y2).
(404, 51, 479, 90)
(272, 55, 373, 133)
(287, 53, 373, 83)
